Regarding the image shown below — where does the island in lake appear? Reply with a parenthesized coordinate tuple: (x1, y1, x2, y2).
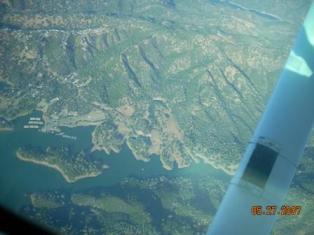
(16, 146, 108, 183)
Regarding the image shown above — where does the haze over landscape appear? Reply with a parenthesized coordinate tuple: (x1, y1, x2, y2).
(1, 0, 314, 234)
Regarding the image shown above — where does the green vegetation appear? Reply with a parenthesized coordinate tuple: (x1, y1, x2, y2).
(1, 0, 309, 174)
(21, 163, 314, 235)
(1, 0, 314, 234)
(16, 146, 108, 183)
(30, 192, 65, 209)
(71, 194, 151, 225)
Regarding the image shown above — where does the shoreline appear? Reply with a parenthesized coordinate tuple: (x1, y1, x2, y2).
(16, 151, 105, 183)
(0, 127, 14, 132)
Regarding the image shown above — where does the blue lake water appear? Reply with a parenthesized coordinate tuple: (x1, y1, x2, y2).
(0, 112, 226, 213)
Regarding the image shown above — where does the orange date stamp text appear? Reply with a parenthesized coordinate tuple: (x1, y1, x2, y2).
(251, 205, 301, 216)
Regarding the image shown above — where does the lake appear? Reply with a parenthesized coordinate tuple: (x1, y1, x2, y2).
(0, 112, 226, 213)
